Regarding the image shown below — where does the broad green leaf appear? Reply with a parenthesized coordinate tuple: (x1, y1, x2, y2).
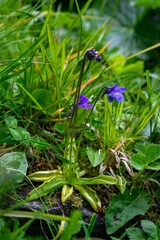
(31, 137, 49, 150)
(106, 1, 159, 59)
(141, 220, 156, 235)
(108, 54, 143, 79)
(26, 177, 67, 201)
(16, 127, 30, 139)
(31, 89, 53, 111)
(119, 60, 144, 76)
(126, 220, 159, 240)
(0, 152, 28, 187)
(150, 231, 160, 240)
(69, 175, 117, 185)
(86, 147, 104, 167)
(126, 228, 145, 240)
(28, 170, 62, 182)
(129, 144, 160, 170)
(61, 184, 73, 203)
(9, 128, 22, 141)
(74, 185, 101, 212)
(5, 115, 17, 128)
(108, 54, 126, 73)
(135, 142, 147, 155)
(9, 127, 30, 143)
(146, 144, 160, 163)
(129, 153, 146, 170)
(15, 127, 30, 145)
(105, 188, 150, 234)
(54, 122, 66, 133)
(148, 160, 160, 170)
(17, 83, 43, 111)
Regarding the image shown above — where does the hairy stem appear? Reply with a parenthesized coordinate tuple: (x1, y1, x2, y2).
(75, 87, 106, 166)
(64, 53, 88, 178)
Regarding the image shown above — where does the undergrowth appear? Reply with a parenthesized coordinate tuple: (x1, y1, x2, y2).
(0, 0, 160, 239)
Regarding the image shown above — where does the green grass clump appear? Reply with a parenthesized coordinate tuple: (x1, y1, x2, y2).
(0, 0, 160, 239)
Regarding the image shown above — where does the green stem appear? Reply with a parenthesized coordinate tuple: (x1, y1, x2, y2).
(75, 87, 106, 166)
(131, 166, 146, 189)
(63, 122, 70, 176)
(64, 53, 88, 178)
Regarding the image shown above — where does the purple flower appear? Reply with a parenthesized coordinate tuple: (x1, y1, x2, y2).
(68, 94, 93, 116)
(78, 94, 93, 109)
(86, 49, 101, 62)
(95, 54, 101, 62)
(102, 83, 127, 103)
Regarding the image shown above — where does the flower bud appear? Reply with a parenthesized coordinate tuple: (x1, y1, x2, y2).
(86, 49, 101, 62)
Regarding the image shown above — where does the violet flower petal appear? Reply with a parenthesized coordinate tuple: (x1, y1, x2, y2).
(102, 83, 127, 103)
(108, 95, 114, 103)
(96, 55, 101, 62)
(110, 92, 124, 103)
(79, 94, 89, 105)
(114, 87, 127, 93)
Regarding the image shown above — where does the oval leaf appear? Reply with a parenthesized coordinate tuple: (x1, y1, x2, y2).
(5, 115, 17, 128)
(9, 128, 22, 141)
(31, 89, 53, 109)
(16, 127, 30, 144)
(9, 127, 30, 144)
(129, 153, 146, 170)
(31, 137, 49, 150)
(86, 147, 104, 167)
(105, 188, 150, 234)
(0, 152, 28, 187)
(28, 170, 62, 181)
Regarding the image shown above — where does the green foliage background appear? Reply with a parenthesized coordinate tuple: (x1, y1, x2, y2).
(0, 0, 160, 239)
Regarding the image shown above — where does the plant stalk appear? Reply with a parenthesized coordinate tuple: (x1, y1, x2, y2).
(74, 87, 106, 167)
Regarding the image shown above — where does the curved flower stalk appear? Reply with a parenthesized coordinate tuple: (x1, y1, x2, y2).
(100, 84, 127, 165)
(27, 49, 118, 212)
(67, 49, 101, 124)
(65, 48, 102, 177)
(75, 83, 127, 167)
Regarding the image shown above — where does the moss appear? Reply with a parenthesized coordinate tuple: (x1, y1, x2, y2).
(62, 192, 83, 214)
(44, 194, 57, 207)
